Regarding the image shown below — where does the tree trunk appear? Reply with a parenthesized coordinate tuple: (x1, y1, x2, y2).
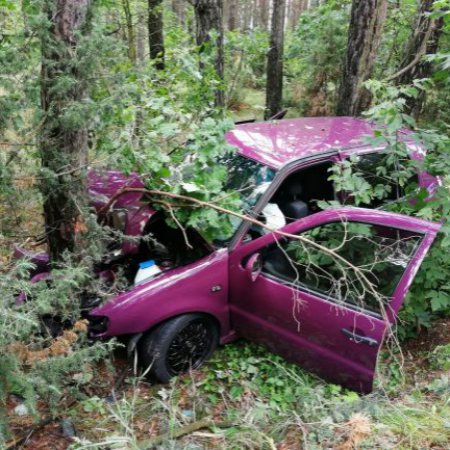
(336, 0, 388, 116)
(136, 16, 147, 62)
(148, 0, 165, 70)
(265, 0, 286, 119)
(288, 0, 304, 29)
(242, 0, 252, 31)
(40, 0, 92, 261)
(227, 0, 239, 31)
(122, 0, 137, 63)
(171, 0, 186, 26)
(396, 0, 444, 118)
(257, 0, 270, 31)
(194, 0, 224, 107)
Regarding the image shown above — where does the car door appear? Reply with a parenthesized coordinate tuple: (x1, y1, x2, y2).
(228, 207, 440, 393)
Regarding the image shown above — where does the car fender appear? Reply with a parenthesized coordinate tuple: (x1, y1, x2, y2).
(89, 249, 232, 341)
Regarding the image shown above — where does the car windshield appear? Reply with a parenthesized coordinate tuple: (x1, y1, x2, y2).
(214, 154, 276, 244)
(221, 154, 276, 206)
(173, 151, 276, 245)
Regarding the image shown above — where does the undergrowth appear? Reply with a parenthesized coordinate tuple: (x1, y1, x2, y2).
(68, 340, 450, 450)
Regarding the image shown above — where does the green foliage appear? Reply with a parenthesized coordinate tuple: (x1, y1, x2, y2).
(0, 258, 115, 441)
(2, 0, 450, 443)
(285, 0, 350, 114)
(224, 28, 269, 107)
(430, 343, 450, 370)
(326, 80, 450, 338)
(66, 342, 450, 448)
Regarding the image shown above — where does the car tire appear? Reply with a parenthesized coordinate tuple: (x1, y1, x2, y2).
(138, 313, 219, 383)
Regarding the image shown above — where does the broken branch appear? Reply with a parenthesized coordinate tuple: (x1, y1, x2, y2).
(99, 187, 385, 304)
(139, 418, 231, 449)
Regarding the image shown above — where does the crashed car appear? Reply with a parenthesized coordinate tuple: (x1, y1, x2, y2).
(21, 117, 442, 393)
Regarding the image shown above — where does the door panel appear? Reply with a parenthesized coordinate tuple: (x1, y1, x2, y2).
(229, 208, 440, 392)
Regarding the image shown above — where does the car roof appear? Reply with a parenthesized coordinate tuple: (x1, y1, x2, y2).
(225, 117, 379, 169)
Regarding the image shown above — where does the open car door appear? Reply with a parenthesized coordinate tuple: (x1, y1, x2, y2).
(229, 207, 440, 392)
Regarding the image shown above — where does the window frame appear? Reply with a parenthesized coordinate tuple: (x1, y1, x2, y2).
(259, 219, 425, 318)
(339, 150, 421, 208)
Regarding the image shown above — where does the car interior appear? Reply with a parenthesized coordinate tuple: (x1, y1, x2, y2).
(259, 223, 422, 314)
(248, 162, 335, 239)
(271, 162, 335, 222)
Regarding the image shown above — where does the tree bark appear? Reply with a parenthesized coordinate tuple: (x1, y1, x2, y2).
(136, 16, 147, 62)
(396, 0, 444, 118)
(171, 0, 186, 26)
(40, 0, 92, 261)
(242, 0, 252, 31)
(122, 0, 136, 62)
(336, 0, 388, 116)
(227, 0, 239, 31)
(148, 0, 165, 70)
(257, 0, 270, 31)
(288, 0, 304, 29)
(193, 0, 224, 107)
(265, 0, 286, 119)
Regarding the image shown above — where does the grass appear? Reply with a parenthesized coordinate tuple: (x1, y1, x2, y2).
(66, 339, 450, 449)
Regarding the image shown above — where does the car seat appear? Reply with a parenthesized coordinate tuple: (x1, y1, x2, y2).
(277, 179, 309, 222)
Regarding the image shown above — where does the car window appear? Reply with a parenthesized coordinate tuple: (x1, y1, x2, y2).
(343, 152, 419, 207)
(261, 221, 423, 314)
(174, 151, 276, 245)
(214, 154, 276, 244)
(220, 154, 276, 208)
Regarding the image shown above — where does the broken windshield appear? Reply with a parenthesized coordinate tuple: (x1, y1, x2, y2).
(173, 151, 276, 245)
(220, 154, 276, 208)
(214, 154, 277, 244)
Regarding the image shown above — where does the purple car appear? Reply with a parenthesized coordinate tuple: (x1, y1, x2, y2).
(31, 117, 443, 393)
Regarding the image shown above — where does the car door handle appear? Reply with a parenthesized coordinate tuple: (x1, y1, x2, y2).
(341, 328, 378, 347)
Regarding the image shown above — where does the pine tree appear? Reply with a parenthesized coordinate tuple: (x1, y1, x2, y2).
(265, 0, 286, 119)
(336, 0, 388, 116)
(40, 0, 93, 261)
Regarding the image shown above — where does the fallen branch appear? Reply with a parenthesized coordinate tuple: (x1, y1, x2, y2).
(99, 187, 384, 303)
(139, 418, 231, 449)
(4, 399, 77, 450)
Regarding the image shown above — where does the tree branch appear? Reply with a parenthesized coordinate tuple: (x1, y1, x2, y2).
(385, 19, 434, 82)
(99, 187, 386, 304)
(139, 417, 231, 449)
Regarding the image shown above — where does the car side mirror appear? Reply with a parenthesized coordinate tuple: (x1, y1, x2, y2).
(245, 253, 263, 282)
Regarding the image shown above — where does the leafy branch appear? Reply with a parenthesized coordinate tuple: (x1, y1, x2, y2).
(100, 187, 391, 314)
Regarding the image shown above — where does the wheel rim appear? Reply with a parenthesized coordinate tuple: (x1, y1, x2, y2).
(166, 319, 214, 374)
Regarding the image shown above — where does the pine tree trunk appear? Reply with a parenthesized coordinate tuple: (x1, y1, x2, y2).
(136, 16, 147, 62)
(242, 0, 252, 31)
(194, 0, 224, 107)
(336, 0, 388, 116)
(122, 0, 137, 62)
(288, 0, 303, 29)
(257, 0, 270, 31)
(171, 0, 186, 26)
(396, 0, 444, 118)
(265, 0, 286, 119)
(40, 0, 92, 262)
(148, 0, 165, 70)
(252, 0, 258, 29)
(227, 0, 239, 30)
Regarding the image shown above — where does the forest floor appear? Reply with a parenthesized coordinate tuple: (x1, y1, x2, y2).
(5, 319, 450, 449)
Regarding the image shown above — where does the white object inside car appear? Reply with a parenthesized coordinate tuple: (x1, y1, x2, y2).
(261, 202, 286, 231)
